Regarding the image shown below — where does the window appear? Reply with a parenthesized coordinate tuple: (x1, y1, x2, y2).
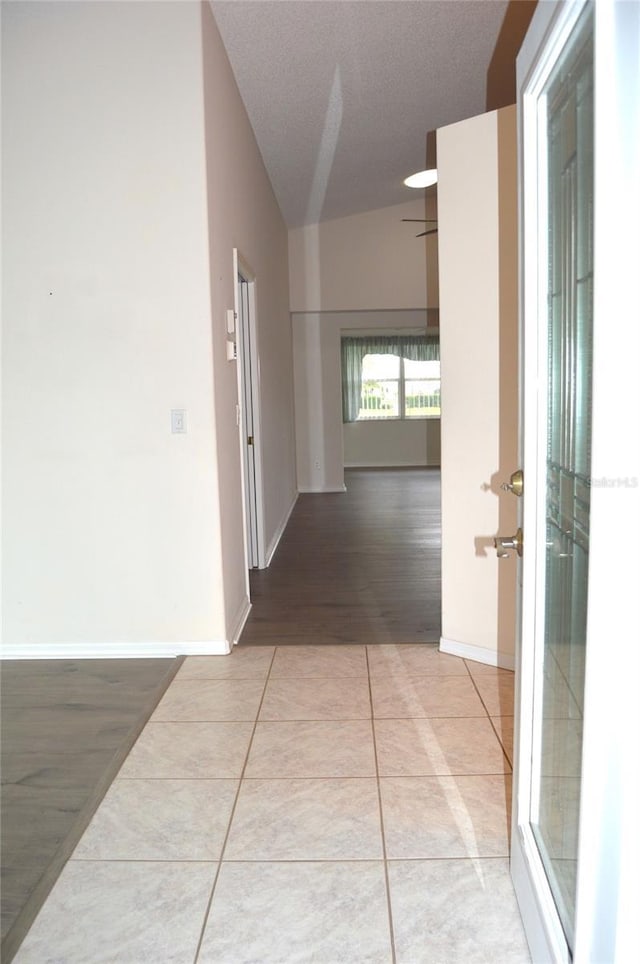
(341, 334, 440, 422)
(360, 353, 441, 419)
(360, 353, 400, 417)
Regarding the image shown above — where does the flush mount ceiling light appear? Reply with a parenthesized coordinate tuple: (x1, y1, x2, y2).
(403, 169, 438, 189)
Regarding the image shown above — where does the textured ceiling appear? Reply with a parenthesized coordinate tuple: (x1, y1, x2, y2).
(210, 0, 513, 227)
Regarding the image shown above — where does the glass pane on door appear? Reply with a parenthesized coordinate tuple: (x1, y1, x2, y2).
(530, 5, 593, 951)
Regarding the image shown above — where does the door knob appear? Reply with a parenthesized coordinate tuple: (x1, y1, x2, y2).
(501, 469, 524, 497)
(494, 527, 523, 558)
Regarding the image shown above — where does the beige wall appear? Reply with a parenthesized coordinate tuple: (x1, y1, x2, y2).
(292, 312, 345, 492)
(343, 418, 441, 468)
(289, 199, 438, 312)
(289, 199, 438, 489)
(2, 1, 219, 653)
(292, 311, 435, 491)
(201, 2, 296, 637)
(437, 105, 518, 668)
(1, 1, 296, 655)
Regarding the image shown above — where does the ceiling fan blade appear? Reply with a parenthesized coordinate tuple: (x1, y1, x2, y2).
(416, 229, 438, 237)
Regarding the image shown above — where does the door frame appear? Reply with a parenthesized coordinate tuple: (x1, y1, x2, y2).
(233, 248, 267, 572)
(512, 2, 640, 961)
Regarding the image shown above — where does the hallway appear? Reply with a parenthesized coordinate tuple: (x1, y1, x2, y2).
(15, 644, 529, 963)
(241, 468, 442, 646)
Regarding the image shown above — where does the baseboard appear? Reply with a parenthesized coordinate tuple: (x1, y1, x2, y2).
(0, 639, 232, 659)
(228, 595, 252, 648)
(264, 492, 298, 568)
(439, 636, 515, 671)
(0, 600, 255, 658)
(297, 484, 347, 493)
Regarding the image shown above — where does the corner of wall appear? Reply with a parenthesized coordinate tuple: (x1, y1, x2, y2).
(438, 106, 519, 659)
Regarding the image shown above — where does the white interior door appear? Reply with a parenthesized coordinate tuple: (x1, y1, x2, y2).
(512, 2, 640, 961)
(237, 271, 259, 568)
(233, 250, 266, 571)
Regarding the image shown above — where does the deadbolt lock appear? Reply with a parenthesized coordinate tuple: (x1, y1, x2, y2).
(501, 469, 524, 497)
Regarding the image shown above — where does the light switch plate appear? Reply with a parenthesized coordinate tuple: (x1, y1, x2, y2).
(171, 409, 186, 433)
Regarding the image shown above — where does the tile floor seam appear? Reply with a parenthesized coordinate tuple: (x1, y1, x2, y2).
(59, 856, 402, 866)
(128, 720, 257, 725)
(373, 714, 505, 721)
(239, 775, 382, 781)
(268, 674, 369, 680)
(369, 673, 480, 680)
(366, 645, 398, 964)
(115, 776, 242, 781)
(387, 854, 517, 863)
(213, 857, 393, 864)
(145, 718, 264, 723)
(177, 675, 272, 681)
(467, 671, 495, 718)
(377, 772, 512, 779)
(68, 857, 218, 864)
(252, 717, 374, 724)
(487, 716, 515, 768)
(258, 717, 374, 722)
(192, 646, 277, 964)
(230, 771, 513, 780)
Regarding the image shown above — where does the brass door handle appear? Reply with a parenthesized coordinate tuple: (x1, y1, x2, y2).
(494, 528, 523, 558)
(501, 469, 524, 497)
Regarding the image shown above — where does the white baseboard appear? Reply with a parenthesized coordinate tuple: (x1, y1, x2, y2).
(0, 639, 232, 659)
(297, 484, 347, 493)
(264, 492, 298, 568)
(439, 636, 515, 671)
(227, 595, 251, 648)
(1, 597, 256, 660)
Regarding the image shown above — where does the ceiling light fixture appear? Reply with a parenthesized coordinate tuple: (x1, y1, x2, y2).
(404, 169, 438, 189)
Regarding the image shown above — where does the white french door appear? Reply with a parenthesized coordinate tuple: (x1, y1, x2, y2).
(512, 1, 640, 961)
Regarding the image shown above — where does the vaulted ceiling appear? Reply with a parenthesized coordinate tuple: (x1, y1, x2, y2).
(211, 0, 537, 227)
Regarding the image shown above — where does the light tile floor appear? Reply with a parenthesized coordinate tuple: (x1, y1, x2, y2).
(15, 645, 531, 964)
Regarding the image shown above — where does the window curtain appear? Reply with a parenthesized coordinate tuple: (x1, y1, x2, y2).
(341, 334, 439, 422)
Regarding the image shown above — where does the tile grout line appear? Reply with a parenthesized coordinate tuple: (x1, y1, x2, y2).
(366, 645, 397, 964)
(120, 711, 514, 722)
(466, 670, 496, 721)
(464, 663, 512, 764)
(144, 713, 510, 723)
(114, 768, 513, 783)
(465, 669, 515, 766)
(68, 854, 516, 865)
(191, 646, 278, 964)
(486, 715, 514, 769)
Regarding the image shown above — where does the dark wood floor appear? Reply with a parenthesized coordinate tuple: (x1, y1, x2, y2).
(0, 657, 178, 962)
(240, 467, 441, 646)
